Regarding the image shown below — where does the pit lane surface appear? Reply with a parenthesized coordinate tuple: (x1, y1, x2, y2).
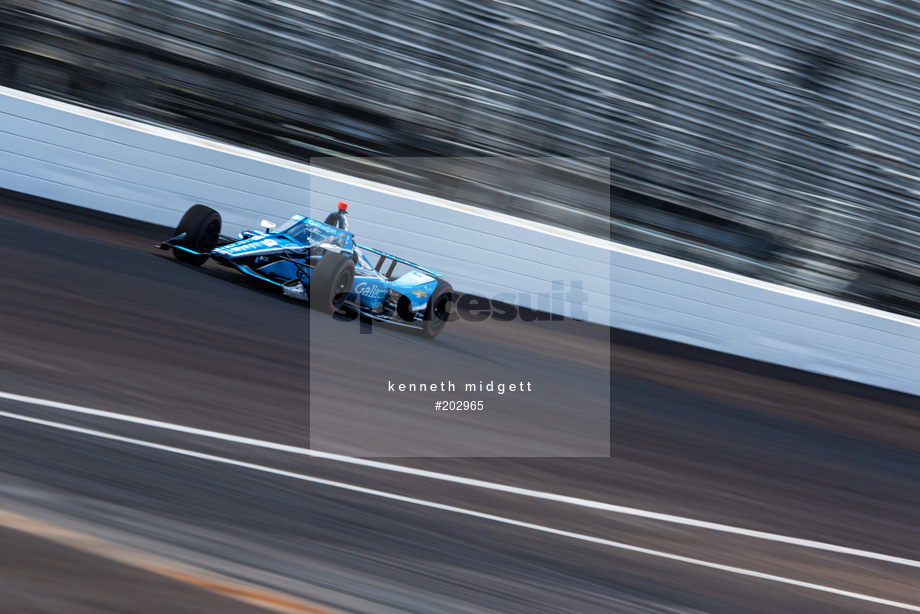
(0, 189, 919, 613)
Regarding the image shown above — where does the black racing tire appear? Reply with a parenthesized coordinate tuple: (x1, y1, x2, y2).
(420, 280, 454, 339)
(310, 252, 355, 313)
(173, 205, 221, 266)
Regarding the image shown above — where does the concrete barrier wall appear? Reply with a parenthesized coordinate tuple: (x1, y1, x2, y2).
(1, 86, 917, 396)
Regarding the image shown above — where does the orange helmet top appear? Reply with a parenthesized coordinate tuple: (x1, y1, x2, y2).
(337, 201, 348, 211)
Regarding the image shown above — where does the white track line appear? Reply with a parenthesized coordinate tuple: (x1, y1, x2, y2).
(1, 408, 919, 612)
(1, 390, 918, 570)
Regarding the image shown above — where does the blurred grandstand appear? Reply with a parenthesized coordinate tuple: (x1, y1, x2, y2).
(2, 0, 919, 317)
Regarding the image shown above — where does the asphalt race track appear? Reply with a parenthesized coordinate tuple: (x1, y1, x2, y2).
(0, 188, 919, 613)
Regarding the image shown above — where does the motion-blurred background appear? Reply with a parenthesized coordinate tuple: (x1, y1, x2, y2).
(3, 4, 920, 613)
(2, 0, 919, 315)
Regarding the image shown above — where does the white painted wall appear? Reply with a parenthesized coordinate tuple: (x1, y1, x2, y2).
(1, 86, 917, 396)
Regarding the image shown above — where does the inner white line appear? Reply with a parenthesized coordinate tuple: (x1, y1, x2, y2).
(1, 390, 918, 570)
(2, 408, 918, 612)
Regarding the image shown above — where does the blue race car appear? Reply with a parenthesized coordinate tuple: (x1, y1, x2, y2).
(157, 202, 454, 338)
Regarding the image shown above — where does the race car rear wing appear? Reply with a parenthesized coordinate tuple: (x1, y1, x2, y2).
(356, 243, 441, 280)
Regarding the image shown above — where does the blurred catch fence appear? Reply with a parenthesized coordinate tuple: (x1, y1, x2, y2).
(2, 0, 920, 317)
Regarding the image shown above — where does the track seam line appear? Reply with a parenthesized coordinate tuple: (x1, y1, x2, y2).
(1, 390, 918, 569)
(1, 408, 919, 612)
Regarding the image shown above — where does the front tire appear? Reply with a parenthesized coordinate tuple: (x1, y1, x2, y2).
(310, 252, 355, 313)
(420, 280, 454, 339)
(173, 205, 221, 266)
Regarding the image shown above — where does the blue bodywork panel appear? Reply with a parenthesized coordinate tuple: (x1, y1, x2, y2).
(390, 270, 438, 311)
(349, 275, 390, 309)
(252, 258, 307, 282)
(213, 234, 304, 258)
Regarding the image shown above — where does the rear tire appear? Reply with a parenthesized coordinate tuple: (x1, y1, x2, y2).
(310, 252, 355, 313)
(173, 205, 221, 266)
(420, 280, 454, 339)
